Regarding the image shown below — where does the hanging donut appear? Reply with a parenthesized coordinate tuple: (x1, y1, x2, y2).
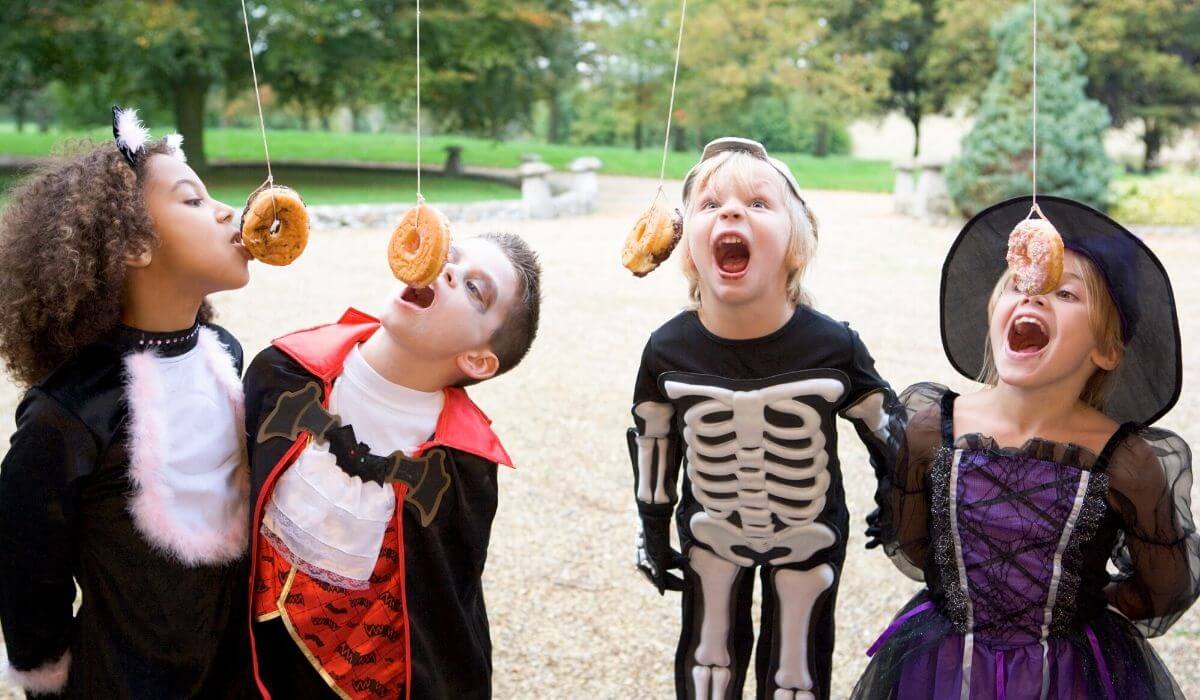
(240, 184, 310, 266)
(388, 203, 451, 287)
(622, 201, 683, 277)
(1006, 215, 1064, 296)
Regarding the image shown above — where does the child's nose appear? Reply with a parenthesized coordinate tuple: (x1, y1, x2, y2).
(215, 202, 235, 224)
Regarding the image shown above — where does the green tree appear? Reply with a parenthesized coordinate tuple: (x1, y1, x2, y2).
(1073, 0, 1200, 170)
(86, 1, 249, 172)
(582, 0, 678, 150)
(420, 1, 572, 139)
(945, 1, 1112, 216)
(832, 0, 953, 156)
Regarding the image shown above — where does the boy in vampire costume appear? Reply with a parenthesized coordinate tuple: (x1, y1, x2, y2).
(245, 233, 541, 700)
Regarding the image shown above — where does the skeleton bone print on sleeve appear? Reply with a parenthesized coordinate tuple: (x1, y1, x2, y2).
(663, 374, 844, 568)
(633, 401, 678, 506)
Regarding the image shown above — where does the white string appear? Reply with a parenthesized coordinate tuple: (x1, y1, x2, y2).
(656, 0, 688, 194)
(415, 0, 424, 205)
(1031, 0, 1039, 206)
(240, 0, 278, 227)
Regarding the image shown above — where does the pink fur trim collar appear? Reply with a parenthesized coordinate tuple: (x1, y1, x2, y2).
(123, 327, 249, 566)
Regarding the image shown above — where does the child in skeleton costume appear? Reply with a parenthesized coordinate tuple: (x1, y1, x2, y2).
(628, 138, 905, 700)
(245, 234, 541, 700)
(0, 108, 257, 697)
(856, 196, 1200, 699)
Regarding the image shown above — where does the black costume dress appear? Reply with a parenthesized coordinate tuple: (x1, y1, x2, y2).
(628, 306, 904, 699)
(856, 383, 1200, 699)
(0, 323, 254, 698)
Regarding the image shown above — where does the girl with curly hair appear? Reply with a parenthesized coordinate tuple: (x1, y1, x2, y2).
(0, 108, 256, 698)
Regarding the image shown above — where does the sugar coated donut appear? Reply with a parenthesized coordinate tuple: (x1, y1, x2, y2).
(622, 202, 683, 277)
(388, 203, 451, 287)
(1006, 216, 1065, 296)
(241, 185, 309, 266)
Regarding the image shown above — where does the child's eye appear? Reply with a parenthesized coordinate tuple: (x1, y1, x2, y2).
(701, 200, 719, 210)
(751, 199, 767, 208)
(185, 198, 204, 207)
(467, 280, 482, 300)
(1056, 289, 1078, 301)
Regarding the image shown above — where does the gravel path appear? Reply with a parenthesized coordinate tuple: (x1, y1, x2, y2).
(0, 175, 1196, 697)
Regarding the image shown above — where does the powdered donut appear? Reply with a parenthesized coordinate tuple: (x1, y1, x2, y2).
(622, 202, 683, 277)
(1006, 216, 1065, 296)
(388, 203, 450, 287)
(241, 185, 309, 266)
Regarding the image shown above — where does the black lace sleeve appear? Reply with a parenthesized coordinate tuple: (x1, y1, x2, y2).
(1103, 427, 1199, 637)
(877, 382, 952, 581)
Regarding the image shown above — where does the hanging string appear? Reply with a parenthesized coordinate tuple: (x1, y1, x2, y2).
(1030, 0, 1040, 212)
(655, 0, 688, 198)
(240, 0, 278, 228)
(415, 0, 424, 205)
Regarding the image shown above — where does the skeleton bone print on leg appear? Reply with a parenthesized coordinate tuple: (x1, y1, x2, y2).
(663, 376, 844, 567)
(690, 546, 740, 700)
(772, 564, 835, 700)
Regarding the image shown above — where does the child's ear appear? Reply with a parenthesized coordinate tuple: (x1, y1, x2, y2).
(1091, 345, 1121, 372)
(455, 348, 499, 382)
(125, 246, 153, 268)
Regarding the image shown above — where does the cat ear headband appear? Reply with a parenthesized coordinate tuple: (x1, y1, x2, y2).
(112, 105, 187, 168)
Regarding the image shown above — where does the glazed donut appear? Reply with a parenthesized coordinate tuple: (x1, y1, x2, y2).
(622, 202, 683, 277)
(241, 184, 309, 266)
(388, 203, 451, 287)
(1006, 216, 1065, 296)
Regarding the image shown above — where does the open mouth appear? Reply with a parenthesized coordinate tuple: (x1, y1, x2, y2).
(1007, 315, 1050, 355)
(713, 234, 750, 276)
(401, 285, 436, 310)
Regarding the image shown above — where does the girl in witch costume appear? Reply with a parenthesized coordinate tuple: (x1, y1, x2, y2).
(628, 137, 905, 700)
(856, 196, 1200, 699)
(0, 108, 256, 698)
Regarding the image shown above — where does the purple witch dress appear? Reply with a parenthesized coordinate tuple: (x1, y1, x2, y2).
(855, 383, 1200, 700)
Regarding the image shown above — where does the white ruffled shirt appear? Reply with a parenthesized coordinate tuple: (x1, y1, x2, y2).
(261, 344, 443, 589)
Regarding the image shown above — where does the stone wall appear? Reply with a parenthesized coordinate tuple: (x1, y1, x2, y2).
(308, 155, 602, 230)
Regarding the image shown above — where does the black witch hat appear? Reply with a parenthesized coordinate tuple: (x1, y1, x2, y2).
(940, 195, 1182, 426)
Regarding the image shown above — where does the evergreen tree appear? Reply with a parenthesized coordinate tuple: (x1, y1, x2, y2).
(945, 1, 1112, 217)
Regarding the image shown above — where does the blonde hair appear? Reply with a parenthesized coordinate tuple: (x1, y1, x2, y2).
(978, 253, 1125, 410)
(679, 150, 819, 308)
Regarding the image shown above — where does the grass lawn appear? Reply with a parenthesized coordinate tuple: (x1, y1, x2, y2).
(0, 163, 519, 207)
(0, 125, 895, 193)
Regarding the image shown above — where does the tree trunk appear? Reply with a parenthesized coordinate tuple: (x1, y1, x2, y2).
(672, 124, 687, 152)
(14, 98, 26, 133)
(911, 113, 922, 158)
(172, 78, 210, 173)
(35, 101, 50, 133)
(320, 113, 331, 131)
(547, 92, 563, 144)
(633, 119, 643, 151)
(1142, 119, 1163, 173)
(813, 122, 829, 158)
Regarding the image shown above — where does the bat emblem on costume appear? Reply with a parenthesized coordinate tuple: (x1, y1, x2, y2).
(258, 382, 452, 527)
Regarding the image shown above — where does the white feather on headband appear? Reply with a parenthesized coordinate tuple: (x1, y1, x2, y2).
(164, 133, 187, 162)
(114, 108, 150, 155)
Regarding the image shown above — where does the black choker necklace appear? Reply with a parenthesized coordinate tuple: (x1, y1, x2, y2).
(114, 322, 202, 358)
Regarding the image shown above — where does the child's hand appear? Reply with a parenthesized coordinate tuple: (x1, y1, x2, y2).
(864, 507, 885, 549)
(636, 516, 686, 594)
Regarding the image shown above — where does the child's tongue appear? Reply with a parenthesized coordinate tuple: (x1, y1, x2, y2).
(720, 254, 749, 274)
(717, 241, 750, 274)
